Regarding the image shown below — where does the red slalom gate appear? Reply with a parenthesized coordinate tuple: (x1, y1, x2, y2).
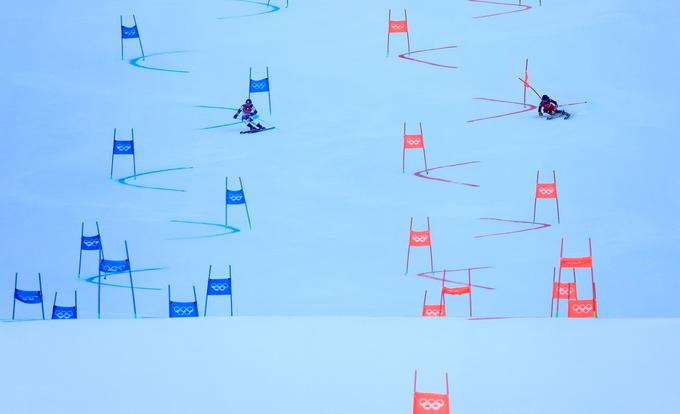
(440, 268, 473, 317)
(402, 122, 429, 174)
(533, 170, 561, 224)
(413, 371, 451, 414)
(422, 290, 446, 317)
(387, 9, 410, 56)
(555, 238, 598, 318)
(406, 217, 434, 274)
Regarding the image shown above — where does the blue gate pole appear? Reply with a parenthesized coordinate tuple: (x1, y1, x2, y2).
(78, 222, 84, 277)
(229, 265, 234, 316)
(110, 128, 117, 178)
(204, 265, 212, 316)
(12, 272, 18, 320)
(38, 273, 45, 320)
(240, 177, 252, 230)
(266, 67, 272, 114)
(133, 15, 145, 60)
(125, 241, 138, 319)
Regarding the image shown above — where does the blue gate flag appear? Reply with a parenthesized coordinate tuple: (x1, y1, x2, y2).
(12, 272, 45, 320)
(248, 67, 272, 114)
(169, 285, 199, 318)
(79, 222, 104, 278)
(120, 15, 145, 60)
(15, 289, 42, 304)
(207, 278, 232, 296)
(81, 234, 102, 250)
(52, 291, 78, 320)
(121, 25, 139, 39)
(97, 241, 138, 320)
(110, 128, 137, 179)
(225, 177, 252, 229)
(249, 78, 270, 93)
(113, 140, 135, 155)
(99, 259, 130, 273)
(204, 265, 234, 316)
(226, 189, 246, 205)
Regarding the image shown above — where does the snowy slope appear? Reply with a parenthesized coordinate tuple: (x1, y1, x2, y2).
(2, 317, 680, 414)
(3, 0, 678, 319)
(2, 0, 680, 412)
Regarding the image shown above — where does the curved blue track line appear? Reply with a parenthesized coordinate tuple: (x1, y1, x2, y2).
(117, 167, 193, 192)
(217, 0, 280, 19)
(169, 220, 240, 240)
(129, 51, 191, 74)
(196, 105, 244, 130)
(81, 267, 165, 291)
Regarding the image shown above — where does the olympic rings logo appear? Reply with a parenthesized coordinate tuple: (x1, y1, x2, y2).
(210, 282, 229, 292)
(571, 303, 593, 313)
(424, 308, 443, 316)
(251, 81, 267, 90)
(229, 194, 244, 202)
(101, 264, 128, 272)
(391, 23, 406, 30)
(418, 398, 445, 411)
(17, 294, 40, 303)
(411, 234, 429, 243)
(116, 144, 132, 152)
(558, 286, 575, 295)
(406, 138, 422, 146)
(538, 188, 555, 195)
(55, 310, 75, 319)
(83, 239, 100, 248)
(172, 305, 196, 316)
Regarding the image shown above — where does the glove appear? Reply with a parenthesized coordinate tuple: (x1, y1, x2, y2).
(233, 114, 238, 119)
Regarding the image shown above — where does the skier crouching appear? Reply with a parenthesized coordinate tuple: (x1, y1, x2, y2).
(233, 99, 265, 131)
(538, 95, 570, 119)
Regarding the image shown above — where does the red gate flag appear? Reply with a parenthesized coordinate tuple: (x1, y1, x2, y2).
(409, 230, 431, 247)
(413, 371, 450, 414)
(414, 392, 450, 414)
(405, 217, 434, 274)
(387, 9, 411, 55)
(536, 183, 557, 198)
(402, 122, 429, 174)
(442, 286, 470, 296)
(552, 282, 577, 299)
(560, 256, 593, 269)
(422, 304, 446, 317)
(568, 299, 597, 318)
(389, 19, 408, 33)
(404, 134, 424, 149)
(533, 170, 561, 224)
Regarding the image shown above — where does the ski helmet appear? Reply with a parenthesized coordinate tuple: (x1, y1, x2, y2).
(541, 95, 549, 101)
(245, 98, 252, 105)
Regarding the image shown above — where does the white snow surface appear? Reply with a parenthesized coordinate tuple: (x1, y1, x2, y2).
(1, 0, 680, 412)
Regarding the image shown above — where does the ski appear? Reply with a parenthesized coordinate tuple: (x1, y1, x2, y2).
(240, 127, 275, 134)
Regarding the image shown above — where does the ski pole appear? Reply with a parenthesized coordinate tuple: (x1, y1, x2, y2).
(516, 77, 541, 98)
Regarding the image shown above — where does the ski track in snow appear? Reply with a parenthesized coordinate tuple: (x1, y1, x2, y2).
(416, 267, 496, 290)
(81, 267, 166, 291)
(474, 217, 551, 238)
(467, 97, 537, 122)
(413, 161, 481, 187)
(129, 51, 191, 74)
(217, 0, 281, 19)
(168, 220, 241, 240)
(117, 167, 193, 193)
(398, 46, 458, 69)
(470, 0, 532, 19)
